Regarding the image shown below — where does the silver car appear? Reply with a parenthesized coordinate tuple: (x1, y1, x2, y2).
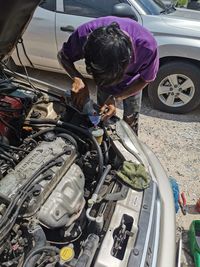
(0, 1, 176, 267)
(11, 0, 200, 114)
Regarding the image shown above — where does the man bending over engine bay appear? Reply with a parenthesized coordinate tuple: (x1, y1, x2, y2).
(58, 16, 159, 134)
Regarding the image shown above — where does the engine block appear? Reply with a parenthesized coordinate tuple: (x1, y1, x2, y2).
(0, 137, 85, 228)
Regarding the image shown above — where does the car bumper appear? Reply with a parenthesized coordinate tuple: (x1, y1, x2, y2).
(95, 121, 176, 267)
(141, 143, 176, 267)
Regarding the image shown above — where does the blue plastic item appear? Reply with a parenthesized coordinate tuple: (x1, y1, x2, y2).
(83, 99, 101, 126)
(169, 176, 180, 213)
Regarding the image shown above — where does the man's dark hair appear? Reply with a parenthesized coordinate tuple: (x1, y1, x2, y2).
(84, 22, 133, 87)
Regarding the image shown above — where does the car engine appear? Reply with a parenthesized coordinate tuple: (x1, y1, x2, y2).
(0, 76, 135, 267)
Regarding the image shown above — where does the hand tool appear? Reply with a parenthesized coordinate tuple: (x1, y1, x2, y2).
(178, 192, 187, 215)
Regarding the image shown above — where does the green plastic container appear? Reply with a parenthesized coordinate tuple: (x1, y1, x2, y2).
(188, 220, 200, 267)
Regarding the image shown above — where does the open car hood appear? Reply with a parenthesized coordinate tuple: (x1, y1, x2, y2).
(0, 0, 41, 61)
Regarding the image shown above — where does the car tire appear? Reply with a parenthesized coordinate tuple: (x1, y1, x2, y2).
(148, 62, 200, 113)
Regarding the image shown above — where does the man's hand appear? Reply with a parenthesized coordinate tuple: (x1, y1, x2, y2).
(71, 77, 89, 110)
(100, 96, 116, 121)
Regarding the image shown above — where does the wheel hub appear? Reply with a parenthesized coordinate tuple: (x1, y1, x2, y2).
(158, 74, 195, 107)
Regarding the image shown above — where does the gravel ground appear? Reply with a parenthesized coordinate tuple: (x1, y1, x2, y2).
(140, 95, 200, 267)
(25, 68, 200, 266)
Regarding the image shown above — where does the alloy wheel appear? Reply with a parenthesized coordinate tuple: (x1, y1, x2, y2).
(158, 74, 195, 107)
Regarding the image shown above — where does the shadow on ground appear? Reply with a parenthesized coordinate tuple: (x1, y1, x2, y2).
(141, 89, 200, 123)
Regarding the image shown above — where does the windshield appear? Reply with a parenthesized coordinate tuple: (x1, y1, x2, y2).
(134, 0, 171, 15)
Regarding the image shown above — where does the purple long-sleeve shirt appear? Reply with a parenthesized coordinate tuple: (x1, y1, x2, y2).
(62, 16, 159, 95)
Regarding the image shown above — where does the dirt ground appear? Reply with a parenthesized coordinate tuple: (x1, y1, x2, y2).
(140, 95, 200, 267)
(26, 68, 200, 266)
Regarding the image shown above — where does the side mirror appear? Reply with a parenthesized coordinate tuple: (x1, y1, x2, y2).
(112, 3, 138, 21)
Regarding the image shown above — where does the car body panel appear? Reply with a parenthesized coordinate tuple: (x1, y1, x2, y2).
(115, 120, 176, 267)
(141, 143, 176, 267)
(164, 8, 200, 25)
(55, 12, 93, 75)
(0, 1, 176, 266)
(12, 7, 60, 70)
(11, 0, 200, 74)
(140, 14, 200, 61)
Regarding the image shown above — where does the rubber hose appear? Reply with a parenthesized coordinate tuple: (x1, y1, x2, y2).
(55, 127, 86, 145)
(94, 164, 111, 195)
(0, 147, 18, 162)
(75, 234, 99, 267)
(0, 154, 15, 167)
(56, 133, 78, 150)
(26, 118, 57, 125)
(23, 246, 59, 267)
(102, 141, 109, 165)
(0, 142, 28, 153)
(25, 225, 47, 267)
(30, 126, 56, 138)
(59, 121, 104, 179)
(28, 119, 104, 178)
(30, 126, 84, 145)
(29, 126, 78, 148)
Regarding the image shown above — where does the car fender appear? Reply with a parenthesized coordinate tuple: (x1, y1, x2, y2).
(157, 37, 200, 61)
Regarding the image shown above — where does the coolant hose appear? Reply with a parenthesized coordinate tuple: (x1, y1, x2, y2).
(86, 165, 111, 222)
(75, 234, 99, 267)
(29, 126, 56, 138)
(30, 126, 84, 146)
(24, 225, 47, 267)
(23, 246, 59, 267)
(94, 164, 111, 195)
(60, 121, 104, 179)
(27, 119, 104, 178)
(31, 225, 46, 247)
(102, 141, 109, 165)
(56, 133, 78, 150)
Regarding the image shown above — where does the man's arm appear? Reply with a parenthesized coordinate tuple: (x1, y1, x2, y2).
(57, 50, 89, 110)
(57, 50, 83, 80)
(100, 78, 147, 121)
(115, 46, 159, 101)
(115, 78, 148, 101)
(102, 40, 158, 120)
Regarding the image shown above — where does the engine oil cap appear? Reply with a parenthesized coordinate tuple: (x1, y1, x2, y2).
(60, 246, 75, 262)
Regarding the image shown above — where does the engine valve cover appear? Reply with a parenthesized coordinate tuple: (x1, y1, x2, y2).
(0, 137, 76, 197)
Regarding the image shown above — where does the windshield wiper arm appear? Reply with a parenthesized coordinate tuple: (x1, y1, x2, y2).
(160, 3, 176, 14)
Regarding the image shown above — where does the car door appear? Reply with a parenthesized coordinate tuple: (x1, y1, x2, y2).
(13, 0, 60, 70)
(55, 0, 126, 75)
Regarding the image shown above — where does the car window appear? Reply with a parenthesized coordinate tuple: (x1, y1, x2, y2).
(63, 0, 122, 17)
(134, 0, 166, 14)
(39, 0, 56, 11)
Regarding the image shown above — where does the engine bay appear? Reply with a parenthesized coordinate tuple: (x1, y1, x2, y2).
(0, 73, 146, 267)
